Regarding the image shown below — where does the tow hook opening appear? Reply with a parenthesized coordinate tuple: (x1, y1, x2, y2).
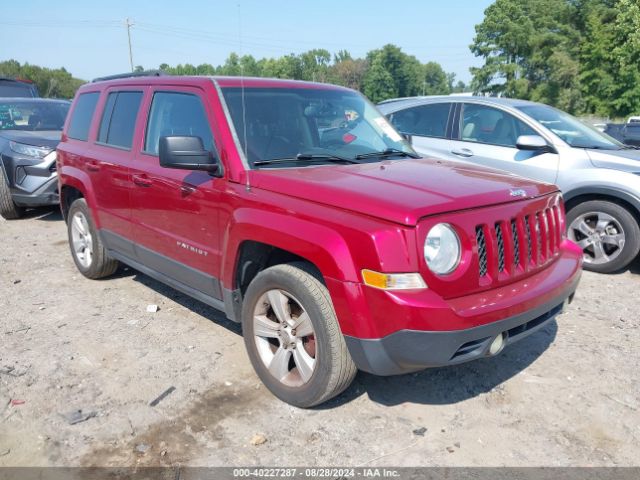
(488, 332, 507, 356)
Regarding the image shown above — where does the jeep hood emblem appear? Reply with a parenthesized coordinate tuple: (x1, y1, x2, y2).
(510, 189, 527, 198)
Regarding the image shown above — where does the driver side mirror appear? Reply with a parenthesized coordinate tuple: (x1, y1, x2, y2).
(516, 135, 554, 153)
(159, 136, 220, 175)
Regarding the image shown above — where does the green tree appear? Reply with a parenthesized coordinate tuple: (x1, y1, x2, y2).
(299, 49, 331, 82)
(196, 63, 216, 75)
(610, 0, 640, 116)
(422, 62, 451, 95)
(239, 55, 260, 76)
(365, 44, 423, 99)
(470, 0, 576, 104)
(0, 59, 85, 98)
(471, 0, 640, 117)
(452, 80, 467, 93)
(217, 53, 241, 76)
(154, 45, 454, 103)
(577, 1, 618, 116)
(362, 57, 397, 103)
(330, 57, 367, 90)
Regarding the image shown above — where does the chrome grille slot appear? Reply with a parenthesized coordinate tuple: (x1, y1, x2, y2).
(525, 215, 532, 263)
(495, 223, 505, 272)
(476, 226, 488, 277)
(511, 219, 520, 267)
(535, 214, 542, 261)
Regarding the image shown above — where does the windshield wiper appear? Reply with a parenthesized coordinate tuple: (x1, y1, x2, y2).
(355, 148, 421, 160)
(296, 153, 360, 163)
(573, 145, 616, 150)
(253, 152, 360, 166)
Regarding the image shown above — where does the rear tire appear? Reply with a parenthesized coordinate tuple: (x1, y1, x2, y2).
(566, 200, 640, 273)
(0, 167, 24, 220)
(241, 262, 357, 407)
(67, 198, 119, 279)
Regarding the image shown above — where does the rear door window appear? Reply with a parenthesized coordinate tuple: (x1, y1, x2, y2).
(144, 91, 214, 155)
(67, 92, 100, 141)
(389, 103, 452, 139)
(97, 91, 143, 149)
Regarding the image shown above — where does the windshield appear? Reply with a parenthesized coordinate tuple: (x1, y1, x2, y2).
(517, 104, 623, 150)
(220, 86, 416, 168)
(0, 100, 70, 131)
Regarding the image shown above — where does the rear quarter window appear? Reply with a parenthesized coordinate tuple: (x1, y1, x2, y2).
(67, 92, 100, 141)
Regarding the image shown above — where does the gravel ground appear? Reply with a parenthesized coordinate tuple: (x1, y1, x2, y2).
(1, 207, 639, 467)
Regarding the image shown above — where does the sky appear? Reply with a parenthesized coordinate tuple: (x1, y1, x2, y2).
(1, 0, 494, 84)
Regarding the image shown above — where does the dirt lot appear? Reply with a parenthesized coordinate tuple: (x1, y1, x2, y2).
(1, 207, 639, 467)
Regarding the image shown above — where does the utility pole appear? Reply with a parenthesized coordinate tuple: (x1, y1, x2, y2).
(125, 18, 134, 72)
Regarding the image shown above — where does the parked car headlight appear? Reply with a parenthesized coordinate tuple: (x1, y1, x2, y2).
(9, 141, 52, 159)
(424, 223, 461, 275)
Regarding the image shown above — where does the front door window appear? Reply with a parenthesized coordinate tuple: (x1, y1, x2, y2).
(460, 104, 536, 147)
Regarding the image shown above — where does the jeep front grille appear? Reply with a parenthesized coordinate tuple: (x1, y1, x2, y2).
(476, 206, 562, 279)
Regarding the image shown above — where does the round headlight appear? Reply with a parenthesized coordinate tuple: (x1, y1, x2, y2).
(424, 223, 461, 275)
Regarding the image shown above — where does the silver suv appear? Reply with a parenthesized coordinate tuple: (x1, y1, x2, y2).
(379, 96, 640, 273)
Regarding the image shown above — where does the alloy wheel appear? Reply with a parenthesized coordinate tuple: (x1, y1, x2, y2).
(568, 211, 625, 265)
(253, 289, 317, 387)
(70, 211, 93, 268)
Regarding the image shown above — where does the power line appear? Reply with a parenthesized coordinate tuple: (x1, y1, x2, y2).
(0, 19, 120, 28)
(125, 18, 134, 72)
(134, 21, 473, 52)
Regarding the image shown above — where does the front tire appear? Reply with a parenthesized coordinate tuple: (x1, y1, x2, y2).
(67, 198, 119, 279)
(567, 200, 640, 273)
(241, 262, 357, 407)
(0, 167, 24, 220)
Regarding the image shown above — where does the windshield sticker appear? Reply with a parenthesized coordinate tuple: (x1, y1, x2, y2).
(373, 117, 402, 142)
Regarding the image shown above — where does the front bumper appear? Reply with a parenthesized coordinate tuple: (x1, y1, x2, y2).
(329, 240, 582, 375)
(345, 291, 574, 375)
(1, 151, 59, 207)
(12, 174, 59, 206)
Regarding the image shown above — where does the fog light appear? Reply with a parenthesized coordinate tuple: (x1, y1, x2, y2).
(489, 333, 506, 356)
(15, 166, 27, 185)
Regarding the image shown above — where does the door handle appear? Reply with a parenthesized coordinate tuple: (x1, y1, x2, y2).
(451, 148, 474, 158)
(132, 174, 153, 187)
(86, 160, 100, 172)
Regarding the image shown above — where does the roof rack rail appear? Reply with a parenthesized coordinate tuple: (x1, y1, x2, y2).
(91, 70, 169, 83)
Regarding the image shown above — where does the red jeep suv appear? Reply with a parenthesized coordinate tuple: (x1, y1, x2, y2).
(57, 74, 582, 407)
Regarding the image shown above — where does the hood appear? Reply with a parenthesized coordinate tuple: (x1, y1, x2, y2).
(249, 157, 558, 226)
(586, 148, 640, 173)
(0, 130, 61, 150)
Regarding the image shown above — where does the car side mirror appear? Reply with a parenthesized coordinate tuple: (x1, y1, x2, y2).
(516, 135, 553, 152)
(159, 136, 220, 174)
